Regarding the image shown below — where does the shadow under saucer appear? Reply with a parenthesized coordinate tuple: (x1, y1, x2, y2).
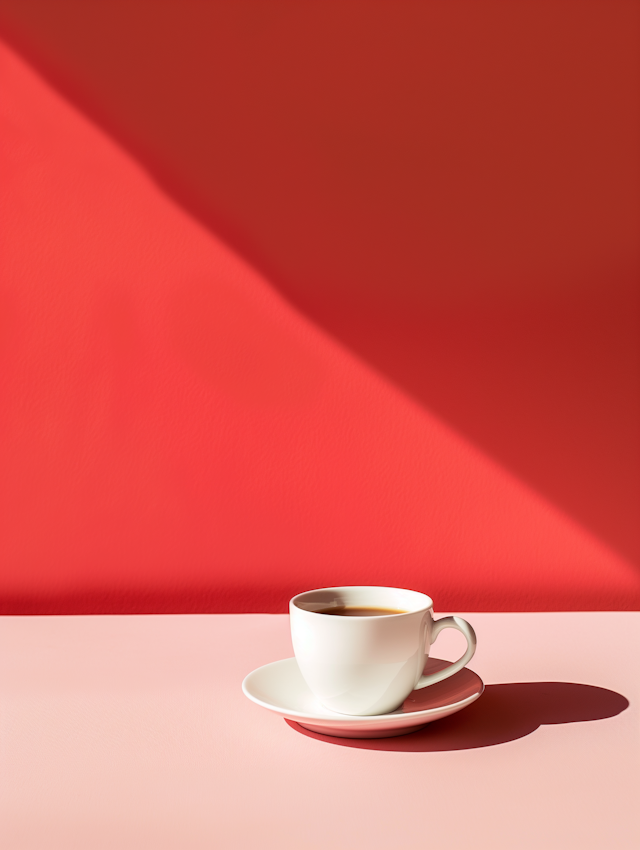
(287, 680, 629, 752)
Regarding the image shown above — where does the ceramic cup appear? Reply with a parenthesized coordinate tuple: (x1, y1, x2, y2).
(290, 586, 477, 716)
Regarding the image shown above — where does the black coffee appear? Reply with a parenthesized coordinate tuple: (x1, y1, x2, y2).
(317, 606, 407, 617)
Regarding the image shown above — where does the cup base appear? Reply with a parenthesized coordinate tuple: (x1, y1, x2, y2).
(242, 656, 483, 739)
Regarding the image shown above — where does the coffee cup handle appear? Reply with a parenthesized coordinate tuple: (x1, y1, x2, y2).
(415, 616, 477, 689)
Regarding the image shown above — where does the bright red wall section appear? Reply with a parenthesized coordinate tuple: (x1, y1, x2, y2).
(0, 1, 639, 612)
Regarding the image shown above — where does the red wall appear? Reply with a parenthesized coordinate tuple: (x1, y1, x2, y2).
(1, 1, 639, 613)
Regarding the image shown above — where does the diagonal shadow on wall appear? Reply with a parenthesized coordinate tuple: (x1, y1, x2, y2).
(0, 0, 638, 571)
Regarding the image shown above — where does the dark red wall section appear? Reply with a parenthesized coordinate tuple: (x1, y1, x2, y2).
(0, 1, 639, 612)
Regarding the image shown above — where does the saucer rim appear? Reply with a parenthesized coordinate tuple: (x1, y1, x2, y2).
(242, 656, 484, 725)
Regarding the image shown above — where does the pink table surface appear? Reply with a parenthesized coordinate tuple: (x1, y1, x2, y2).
(1, 612, 638, 849)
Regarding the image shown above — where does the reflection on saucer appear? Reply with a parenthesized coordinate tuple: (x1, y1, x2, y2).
(402, 659, 482, 713)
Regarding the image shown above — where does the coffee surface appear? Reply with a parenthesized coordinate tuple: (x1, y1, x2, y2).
(316, 605, 407, 616)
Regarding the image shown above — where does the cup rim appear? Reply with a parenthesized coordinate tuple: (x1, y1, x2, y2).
(290, 585, 433, 617)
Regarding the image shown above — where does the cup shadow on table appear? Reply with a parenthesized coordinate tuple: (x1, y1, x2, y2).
(286, 682, 629, 752)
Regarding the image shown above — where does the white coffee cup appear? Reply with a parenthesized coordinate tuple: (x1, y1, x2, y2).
(290, 586, 477, 716)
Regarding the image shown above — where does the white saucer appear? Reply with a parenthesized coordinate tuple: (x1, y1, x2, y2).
(242, 656, 484, 738)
